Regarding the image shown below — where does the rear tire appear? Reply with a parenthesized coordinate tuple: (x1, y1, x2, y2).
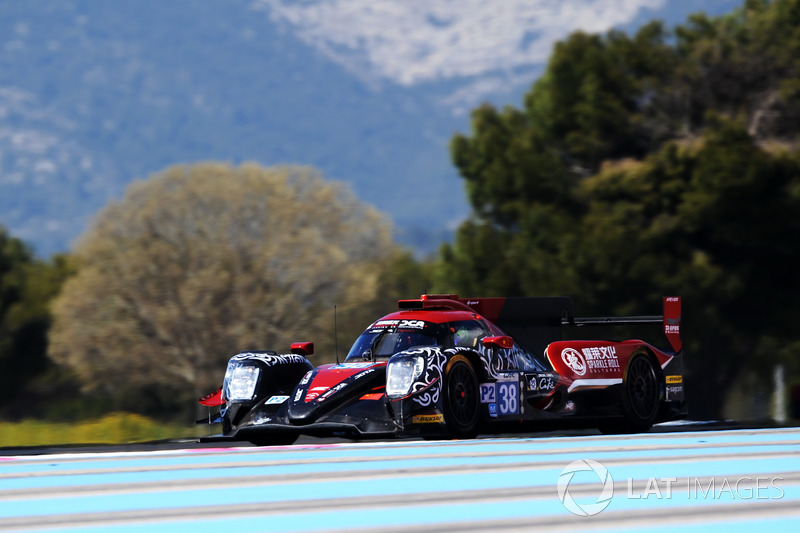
(603, 354, 660, 434)
(443, 355, 480, 439)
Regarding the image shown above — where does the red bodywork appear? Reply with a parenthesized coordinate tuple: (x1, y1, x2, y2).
(197, 294, 685, 441)
(547, 340, 673, 393)
(304, 362, 385, 402)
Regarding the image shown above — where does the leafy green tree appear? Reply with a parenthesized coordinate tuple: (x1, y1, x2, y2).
(0, 228, 34, 403)
(670, 0, 800, 138)
(575, 119, 800, 416)
(0, 228, 74, 416)
(441, 21, 679, 298)
(440, 0, 800, 418)
(48, 164, 403, 418)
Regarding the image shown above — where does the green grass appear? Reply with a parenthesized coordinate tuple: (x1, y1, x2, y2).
(0, 412, 199, 447)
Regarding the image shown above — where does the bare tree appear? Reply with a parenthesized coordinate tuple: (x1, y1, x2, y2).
(48, 164, 396, 408)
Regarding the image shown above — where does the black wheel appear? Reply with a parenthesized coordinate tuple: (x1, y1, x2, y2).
(443, 355, 480, 439)
(610, 354, 660, 433)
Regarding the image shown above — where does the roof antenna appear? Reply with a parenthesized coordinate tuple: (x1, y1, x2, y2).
(334, 304, 340, 364)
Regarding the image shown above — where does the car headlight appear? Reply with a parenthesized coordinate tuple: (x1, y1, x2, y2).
(223, 360, 261, 401)
(386, 355, 425, 398)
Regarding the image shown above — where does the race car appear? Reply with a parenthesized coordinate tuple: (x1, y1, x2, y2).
(197, 295, 685, 444)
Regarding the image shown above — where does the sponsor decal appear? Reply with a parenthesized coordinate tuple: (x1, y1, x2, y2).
(666, 385, 683, 401)
(232, 352, 307, 367)
(316, 382, 347, 402)
(561, 348, 587, 376)
(398, 319, 425, 329)
(488, 403, 498, 417)
(294, 388, 304, 402)
(528, 374, 556, 392)
(412, 414, 444, 424)
(352, 368, 375, 380)
(581, 346, 620, 372)
(304, 385, 328, 402)
(666, 375, 683, 384)
(264, 395, 289, 405)
(369, 319, 426, 330)
(300, 371, 312, 385)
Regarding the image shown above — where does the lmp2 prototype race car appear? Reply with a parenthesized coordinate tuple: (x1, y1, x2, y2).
(198, 295, 685, 444)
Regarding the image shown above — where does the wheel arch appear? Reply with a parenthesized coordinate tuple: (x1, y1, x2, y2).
(446, 348, 490, 382)
(624, 347, 666, 400)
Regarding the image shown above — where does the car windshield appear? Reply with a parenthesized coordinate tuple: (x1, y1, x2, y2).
(345, 320, 442, 361)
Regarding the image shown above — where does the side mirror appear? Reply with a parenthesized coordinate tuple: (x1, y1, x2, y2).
(482, 336, 513, 350)
(291, 342, 314, 356)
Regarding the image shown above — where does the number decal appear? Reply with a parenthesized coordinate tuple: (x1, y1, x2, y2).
(497, 382, 519, 415)
(480, 383, 495, 404)
(481, 382, 518, 414)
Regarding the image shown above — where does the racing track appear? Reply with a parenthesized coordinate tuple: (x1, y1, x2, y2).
(1, 426, 799, 532)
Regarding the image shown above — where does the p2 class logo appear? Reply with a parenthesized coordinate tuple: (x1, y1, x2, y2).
(557, 459, 614, 516)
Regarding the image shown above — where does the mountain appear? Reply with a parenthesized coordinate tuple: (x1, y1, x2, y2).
(0, 0, 742, 257)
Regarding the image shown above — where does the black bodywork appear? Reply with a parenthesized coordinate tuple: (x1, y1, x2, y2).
(198, 295, 686, 444)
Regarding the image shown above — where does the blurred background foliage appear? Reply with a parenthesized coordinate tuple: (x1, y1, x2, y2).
(439, 0, 800, 420)
(1, 0, 798, 442)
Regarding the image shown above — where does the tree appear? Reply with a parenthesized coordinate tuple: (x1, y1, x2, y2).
(441, 22, 678, 297)
(0, 227, 73, 416)
(575, 120, 800, 416)
(48, 164, 399, 418)
(0, 228, 37, 405)
(672, 0, 800, 139)
(440, 0, 800, 418)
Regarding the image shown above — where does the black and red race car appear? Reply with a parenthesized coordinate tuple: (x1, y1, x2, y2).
(198, 295, 685, 444)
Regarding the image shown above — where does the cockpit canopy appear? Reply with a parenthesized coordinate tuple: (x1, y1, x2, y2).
(345, 318, 488, 361)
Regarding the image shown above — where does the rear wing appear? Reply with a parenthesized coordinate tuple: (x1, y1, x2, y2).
(564, 297, 682, 353)
(399, 294, 682, 355)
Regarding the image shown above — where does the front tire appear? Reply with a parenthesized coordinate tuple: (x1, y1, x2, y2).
(443, 355, 480, 439)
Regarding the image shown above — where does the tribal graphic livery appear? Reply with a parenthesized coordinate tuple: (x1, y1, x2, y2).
(198, 295, 686, 444)
(407, 347, 448, 408)
(476, 343, 522, 379)
(228, 351, 309, 367)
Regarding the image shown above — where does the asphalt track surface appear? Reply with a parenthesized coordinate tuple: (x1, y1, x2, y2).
(1, 425, 799, 532)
